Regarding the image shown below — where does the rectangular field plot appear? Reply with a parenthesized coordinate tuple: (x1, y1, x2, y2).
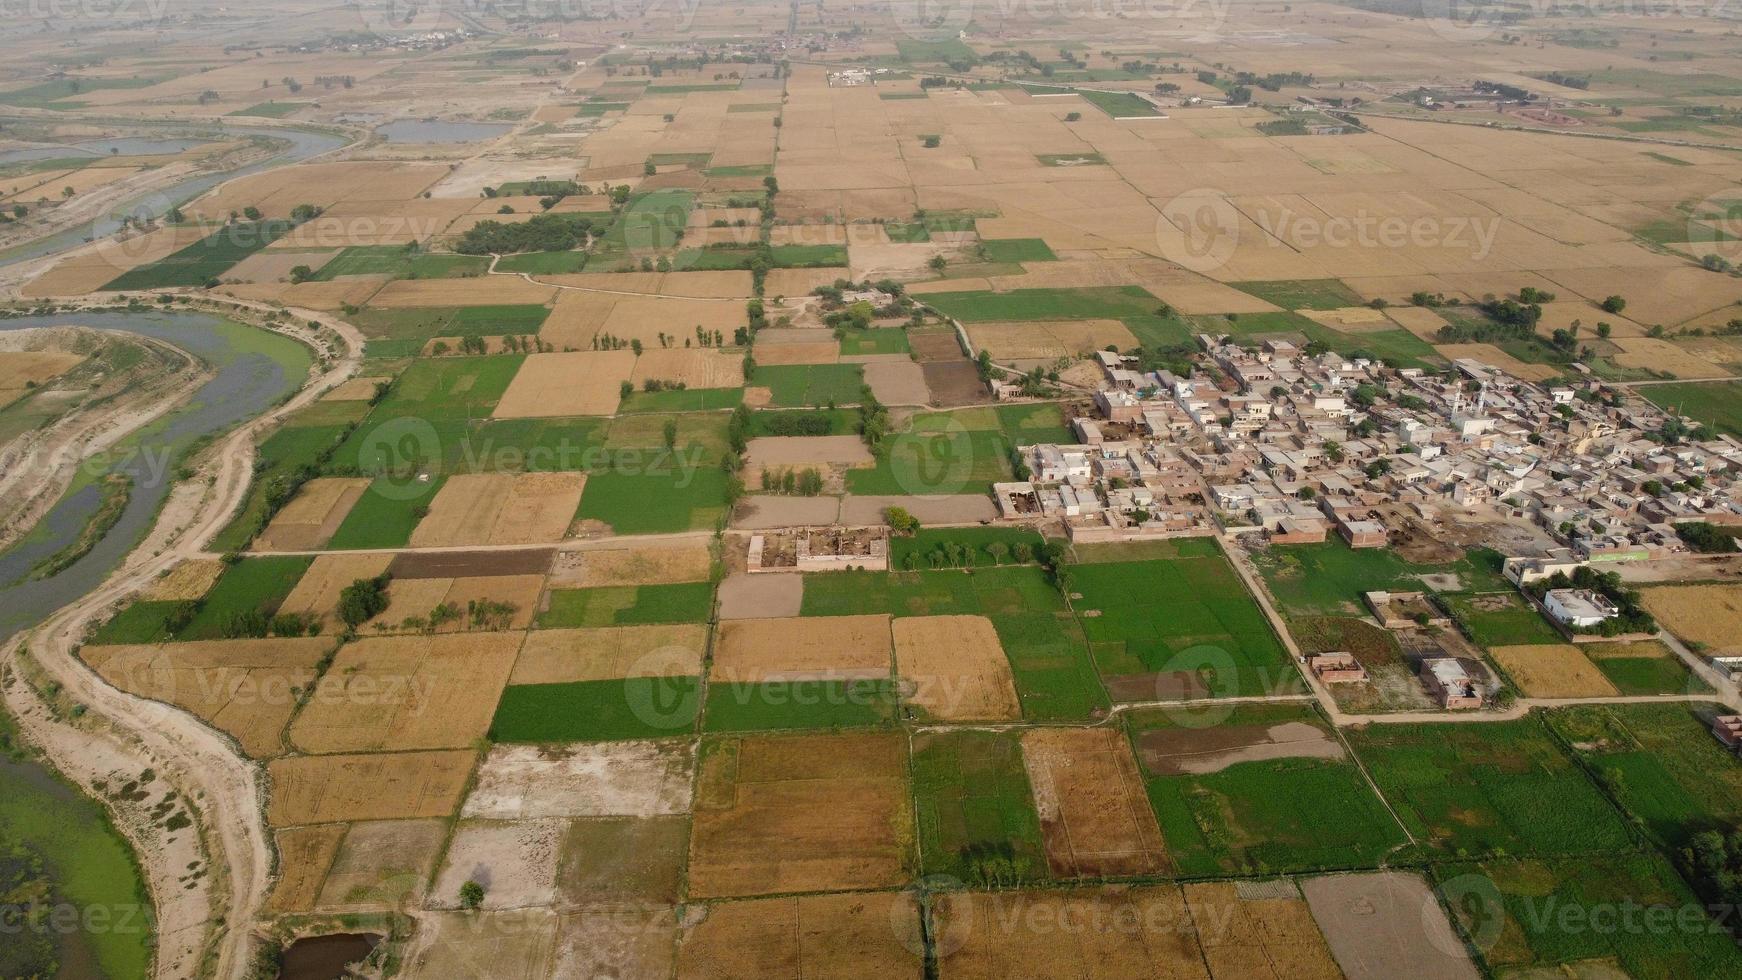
(1021, 727, 1169, 877)
(687, 732, 911, 898)
(174, 555, 313, 641)
(1346, 718, 1632, 859)
(1252, 538, 1508, 618)
(1070, 551, 1295, 699)
(490, 677, 702, 742)
(1582, 640, 1708, 695)
(254, 477, 371, 551)
(407, 471, 585, 547)
(288, 633, 521, 753)
(1125, 703, 1406, 876)
(676, 893, 923, 980)
(536, 582, 714, 628)
(104, 219, 293, 289)
(893, 615, 1021, 722)
(750, 363, 865, 407)
(800, 567, 1107, 722)
(911, 730, 1047, 885)
(463, 740, 694, 820)
(266, 749, 476, 825)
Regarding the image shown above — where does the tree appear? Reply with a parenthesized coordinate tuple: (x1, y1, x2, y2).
(337, 575, 390, 628)
(459, 880, 485, 910)
(1601, 295, 1627, 314)
(290, 203, 321, 221)
(288, 264, 313, 284)
(1596, 321, 1612, 338)
(921, 135, 941, 148)
(663, 418, 678, 450)
(928, 255, 947, 272)
(885, 506, 920, 536)
(242, 206, 262, 221)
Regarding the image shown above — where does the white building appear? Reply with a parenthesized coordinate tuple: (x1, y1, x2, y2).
(1543, 588, 1619, 628)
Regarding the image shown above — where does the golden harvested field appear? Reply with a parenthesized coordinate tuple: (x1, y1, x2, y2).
(0, 350, 82, 397)
(409, 472, 585, 547)
(631, 348, 745, 389)
(934, 887, 1203, 979)
(1488, 644, 1619, 698)
(557, 542, 712, 587)
(1432, 344, 1563, 383)
(142, 558, 225, 601)
(748, 335, 838, 366)
(508, 624, 708, 685)
(363, 574, 544, 634)
(712, 614, 892, 684)
(1641, 584, 1742, 656)
(1183, 882, 1345, 980)
(892, 615, 1020, 721)
(964, 318, 1137, 361)
(215, 277, 388, 311)
(253, 477, 371, 552)
(689, 732, 911, 898)
(268, 749, 479, 825)
(265, 824, 345, 915)
(22, 224, 212, 296)
(1022, 727, 1170, 877)
(367, 276, 558, 308)
(84, 638, 333, 758)
(1610, 337, 1733, 379)
(188, 161, 449, 220)
(676, 893, 923, 980)
(276, 553, 396, 629)
(288, 632, 521, 753)
(494, 351, 636, 417)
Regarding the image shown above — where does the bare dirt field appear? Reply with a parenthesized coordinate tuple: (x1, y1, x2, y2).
(730, 495, 841, 529)
(1641, 584, 1742, 656)
(920, 361, 991, 406)
(254, 476, 371, 551)
(141, 558, 225, 601)
(863, 360, 932, 406)
(267, 749, 478, 825)
(553, 908, 679, 980)
(892, 615, 1020, 721)
(716, 571, 804, 620)
(556, 815, 689, 909)
(315, 818, 447, 912)
(688, 732, 910, 898)
(839, 494, 997, 525)
(409, 472, 586, 547)
(552, 542, 712, 588)
(83, 638, 333, 759)
(1021, 727, 1170, 877)
(676, 892, 923, 980)
(1134, 721, 1345, 776)
(509, 625, 708, 685)
(431, 818, 567, 910)
(494, 351, 636, 417)
(402, 909, 558, 979)
(745, 435, 873, 486)
(1301, 872, 1480, 980)
(0, 350, 82, 396)
(462, 741, 695, 820)
(1488, 644, 1619, 698)
(288, 633, 522, 753)
(712, 614, 892, 683)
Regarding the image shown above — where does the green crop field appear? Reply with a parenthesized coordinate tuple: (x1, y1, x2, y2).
(105, 220, 293, 289)
(210, 423, 352, 552)
(1127, 703, 1407, 875)
(922, 285, 1162, 323)
(175, 556, 313, 640)
(490, 677, 700, 742)
(978, 238, 1057, 263)
(351, 304, 551, 353)
(847, 404, 1067, 496)
(839, 328, 910, 356)
(1586, 643, 1708, 696)
(1253, 539, 1509, 617)
(1548, 703, 1742, 850)
(325, 475, 445, 550)
(1348, 718, 1633, 858)
(752, 364, 865, 407)
(1229, 279, 1366, 310)
(228, 101, 306, 117)
(536, 582, 713, 628)
(1444, 592, 1562, 648)
(576, 462, 728, 534)
(1079, 90, 1160, 118)
(1437, 854, 1742, 979)
(312, 245, 489, 281)
(911, 730, 1049, 885)
(897, 38, 977, 62)
(336, 355, 527, 475)
(1189, 310, 1439, 371)
(616, 387, 744, 414)
(87, 599, 184, 645)
(801, 566, 1107, 721)
(1068, 548, 1295, 698)
(702, 678, 899, 733)
(597, 190, 694, 253)
(1642, 382, 1742, 438)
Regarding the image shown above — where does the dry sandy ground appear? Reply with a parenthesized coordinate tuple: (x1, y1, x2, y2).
(713, 614, 892, 684)
(462, 741, 695, 820)
(716, 572, 804, 620)
(1301, 872, 1480, 980)
(431, 818, 567, 910)
(508, 625, 707, 685)
(1134, 721, 1346, 776)
(862, 360, 931, 406)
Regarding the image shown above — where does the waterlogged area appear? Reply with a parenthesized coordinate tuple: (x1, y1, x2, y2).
(0, 310, 312, 643)
(0, 125, 347, 267)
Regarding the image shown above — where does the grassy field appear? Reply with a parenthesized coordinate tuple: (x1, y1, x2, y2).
(536, 582, 713, 628)
(616, 387, 744, 414)
(847, 404, 1067, 496)
(897, 38, 977, 62)
(1253, 539, 1508, 617)
(1229, 279, 1366, 310)
(105, 220, 293, 289)
(228, 101, 305, 117)
(752, 364, 865, 407)
(336, 355, 527, 475)
(1444, 592, 1563, 648)
(839, 328, 910, 357)
(702, 679, 899, 733)
(979, 238, 1058, 263)
(911, 730, 1048, 885)
(801, 566, 1107, 721)
(1641, 381, 1742, 438)
(312, 245, 488, 282)
(209, 423, 352, 552)
(490, 677, 700, 742)
(576, 462, 728, 534)
(922, 285, 1162, 323)
(1190, 310, 1439, 371)
(1588, 643, 1708, 695)
(87, 600, 183, 645)
(1548, 703, 1742, 850)
(1127, 703, 1406, 875)
(1078, 89, 1159, 118)
(325, 475, 445, 550)
(1347, 718, 1634, 858)
(1068, 545, 1294, 698)
(1437, 853, 1742, 979)
(175, 556, 312, 640)
(597, 190, 694, 254)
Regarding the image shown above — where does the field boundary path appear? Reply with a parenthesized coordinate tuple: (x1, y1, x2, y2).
(3, 299, 363, 980)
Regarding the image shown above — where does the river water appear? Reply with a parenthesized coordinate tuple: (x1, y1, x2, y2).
(0, 125, 348, 267)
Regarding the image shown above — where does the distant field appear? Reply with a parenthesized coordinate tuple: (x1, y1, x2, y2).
(846, 404, 1066, 496)
(176, 556, 313, 641)
(106, 220, 293, 289)
(1229, 278, 1365, 311)
(1641, 381, 1742, 438)
(312, 245, 487, 282)
(923, 285, 1162, 323)
(979, 238, 1057, 263)
(752, 363, 864, 407)
(537, 582, 714, 628)
(1253, 539, 1508, 618)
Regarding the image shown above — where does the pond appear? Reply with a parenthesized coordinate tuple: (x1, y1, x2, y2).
(276, 933, 382, 980)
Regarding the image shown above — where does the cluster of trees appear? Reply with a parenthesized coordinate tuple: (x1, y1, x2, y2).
(858, 388, 891, 457)
(900, 538, 1039, 572)
(1674, 521, 1740, 554)
(1536, 71, 1590, 90)
(0, 839, 59, 977)
(220, 608, 321, 640)
(454, 213, 596, 254)
(760, 466, 824, 496)
(1524, 565, 1655, 636)
(758, 411, 834, 436)
(338, 574, 391, 628)
(1680, 829, 1742, 923)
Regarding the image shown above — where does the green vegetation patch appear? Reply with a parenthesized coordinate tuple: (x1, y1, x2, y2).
(838, 328, 910, 357)
(227, 101, 308, 117)
(492, 250, 587, 274)
(1127, 703, 1407, 875)
(104, 220, 293, 290)
(210, 423, 352, 553)
(1078, 89, 1161, 118)
(1641, 381, 1742, 438)
(911, 730, 1048, 886)
(751, 363, 865, 407)
(616, 387, 744, 414)
(1347, 717, 1633, 859)
(1252, 539, 1507, 618)
(647, 152, 713, 168)
(597, 190, 694, 254)
(702, 679, 899, 733)
(175, 556, 314, 641)
(897, 38, 978, 63)
(1444, 592, 1563, 648)
(891, 526, 1046, 569)
(536, 582, 714, 628)
(979, 238, 1058, 263)
(844, 405, 1059, 497)
(87, 599, 184, 645)
(325, 475, 446, 551)
(490, 677, 700, 742)
(312, 244, 489, 282)
(1229, 278, 1366, 311)
(801, 566, 1107, 722)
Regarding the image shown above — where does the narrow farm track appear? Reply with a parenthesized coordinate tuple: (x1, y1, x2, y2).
(2, 299, 363, 980)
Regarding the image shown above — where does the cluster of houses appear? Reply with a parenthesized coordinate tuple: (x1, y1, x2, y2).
(992, 333, 1742, 569)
